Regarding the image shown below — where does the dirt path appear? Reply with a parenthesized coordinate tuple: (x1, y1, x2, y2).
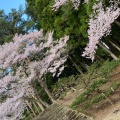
(95, 65, 120, 120)
(95, 101, 120, 120)
(104, 102, 120, 120)
(57, 85, 85, 106)
(88, 65, 120, 120)
(57, 65, 120, 120)
(86, 87, 120, 120)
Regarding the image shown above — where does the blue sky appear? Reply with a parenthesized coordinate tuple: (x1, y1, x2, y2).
(0, 0, 26, 14)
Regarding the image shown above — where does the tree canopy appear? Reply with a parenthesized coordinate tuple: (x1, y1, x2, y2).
(0, 6, 34, 45)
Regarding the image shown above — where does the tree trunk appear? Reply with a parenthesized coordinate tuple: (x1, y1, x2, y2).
(33, 102, 40, 113)
(38, 80, 55, 103)
(38, 96, 49, 108)
(25, 100, 36, 117)
(109, 41, 120, 51)
(98, 42, 118, 60)
(79, 60, 88, 71)
(68, 55, 84, 75)
(114, 20, 120, 27)
(96, 55, 104, 62)
(72, 54, 88, 72)
(36, 100, 45, 111)
(32, 86, 49, 108)
(102, 39, 119, 56)
(28, 87, 45, 111)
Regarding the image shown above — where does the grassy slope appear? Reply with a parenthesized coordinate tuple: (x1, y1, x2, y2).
(57, 59, 120, 119)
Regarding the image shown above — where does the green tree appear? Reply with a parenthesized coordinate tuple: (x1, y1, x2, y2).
(0, 6, 34, 44)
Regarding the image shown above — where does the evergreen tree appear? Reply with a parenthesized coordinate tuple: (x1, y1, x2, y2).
(0, 6, 34, 45)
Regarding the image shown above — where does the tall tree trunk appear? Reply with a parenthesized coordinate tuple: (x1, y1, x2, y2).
(68, 55, 84, 75)
(72, 54, 88, 72)
(32, 86, 49, 108)
(102, 39, 119, 56)
(98, 42, 118, 60)
(33, 102, 40, 113)
(28, 87, 45, 111)
(38, 80, 55, 103)
(79, 60, 88, 71)
(114, 20, 120, 27)
(109, 41, 120, 51)
(96, 55, 104, 62)
(38, 96, 49, 108)
(25, 100, 37, 117)
(36, 99, 45, 111)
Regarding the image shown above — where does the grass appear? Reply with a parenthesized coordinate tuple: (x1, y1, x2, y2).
(51, 75, 77, 99)
(70, 78, 107, 109)
(70, 59, 120, 110)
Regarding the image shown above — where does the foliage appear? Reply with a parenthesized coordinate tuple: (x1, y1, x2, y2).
(82, 1, 120, 60)
(25, 0, 93, 60)
(98, 59, 120, 77)
(26, 0, 120, 61)
(51, 75, 77, 99)
(0, 7, 34, 45)
(70, 78, 106, 109)
(111, 23, 120, 40)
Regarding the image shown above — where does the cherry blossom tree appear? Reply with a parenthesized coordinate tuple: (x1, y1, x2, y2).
(52, 0, 120, 61)
(0, 73, 29, 120)
(82, 0, 120, 61)
(0, 30, 69, 119)
(52, 0, 89, 11)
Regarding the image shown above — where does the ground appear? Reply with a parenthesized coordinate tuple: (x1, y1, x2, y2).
(57, 65, 120, 120)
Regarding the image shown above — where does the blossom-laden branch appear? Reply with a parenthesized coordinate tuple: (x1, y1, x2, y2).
(82, 0, 120, 61)
(52, 0, 81, 11)
(52, 0, 89, 11)
(0, 30, 69, 119)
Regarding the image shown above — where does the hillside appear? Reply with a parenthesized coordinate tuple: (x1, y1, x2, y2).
(32, 61, 120, 120)
(57, 63, 120, 120)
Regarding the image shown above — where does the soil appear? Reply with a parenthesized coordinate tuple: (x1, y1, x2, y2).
(57, 65, 120, 120)
(57, 86, 85, 106)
